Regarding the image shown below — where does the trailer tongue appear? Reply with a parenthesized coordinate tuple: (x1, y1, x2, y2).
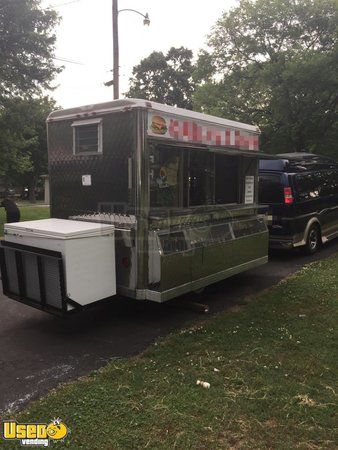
(0, 99, 268, 315)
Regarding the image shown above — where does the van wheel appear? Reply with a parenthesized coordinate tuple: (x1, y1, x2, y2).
(303, 224, 321, 255)
(194, 287, 205, 294)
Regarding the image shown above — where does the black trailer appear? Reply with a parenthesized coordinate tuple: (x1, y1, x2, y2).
(0, 99, 268, 314)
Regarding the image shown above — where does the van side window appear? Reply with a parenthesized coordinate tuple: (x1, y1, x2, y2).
(296, 173, 321, 200)
(321, 170, 338, 196)
(258, 174, 283, 204)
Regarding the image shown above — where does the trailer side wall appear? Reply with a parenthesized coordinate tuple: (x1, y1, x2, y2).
(48, 110, 136, 218)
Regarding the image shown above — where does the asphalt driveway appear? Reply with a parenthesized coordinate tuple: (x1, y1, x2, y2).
(0, 241, 337, 415)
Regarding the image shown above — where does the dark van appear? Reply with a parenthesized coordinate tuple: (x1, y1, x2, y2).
(259, 153, 338, 254)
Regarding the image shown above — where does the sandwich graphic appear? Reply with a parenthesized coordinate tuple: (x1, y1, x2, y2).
(150, 115, 167, 135)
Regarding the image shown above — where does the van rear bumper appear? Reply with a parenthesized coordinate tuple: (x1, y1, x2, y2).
(269, 233, 305, 250)
(269, 237, 295, 249)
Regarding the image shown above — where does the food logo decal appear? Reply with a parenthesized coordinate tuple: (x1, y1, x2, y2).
(150, 115, 167, 135)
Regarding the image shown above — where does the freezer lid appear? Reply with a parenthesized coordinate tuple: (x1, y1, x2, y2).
(4, 218, 115, 239)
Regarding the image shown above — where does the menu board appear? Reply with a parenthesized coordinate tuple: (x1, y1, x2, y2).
(244, 176, 255, 204)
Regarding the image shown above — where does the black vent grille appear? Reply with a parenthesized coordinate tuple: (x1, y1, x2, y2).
(0, 241, 67, 315)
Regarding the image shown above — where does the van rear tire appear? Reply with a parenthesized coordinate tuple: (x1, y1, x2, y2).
(303, 224, 321, 255)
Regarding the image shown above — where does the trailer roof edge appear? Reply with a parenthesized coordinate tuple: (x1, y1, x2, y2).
(47, 98, 259, 134)
(209, 147, 277, 158)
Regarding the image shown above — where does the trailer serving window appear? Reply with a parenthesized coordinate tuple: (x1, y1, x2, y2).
(149, 145, 241, 208)
(72, 118, 103, 155)
(214, 154, 239, 204)
(188, 150, 214, 206)
(149, 146, 182, 208)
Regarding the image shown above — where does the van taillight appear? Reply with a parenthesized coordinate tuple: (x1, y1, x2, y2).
(284, 187, 294, 204)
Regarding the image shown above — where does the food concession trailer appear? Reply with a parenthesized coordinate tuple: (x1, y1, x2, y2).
(0, 99, 268, 315)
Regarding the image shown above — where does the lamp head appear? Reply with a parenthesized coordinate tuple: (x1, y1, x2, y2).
(143, 13, 150, 26)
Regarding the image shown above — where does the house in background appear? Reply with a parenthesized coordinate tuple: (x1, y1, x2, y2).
(0, 176, 50, 204)
(0, 178, 17, 198)
(41, 175, 50, 205)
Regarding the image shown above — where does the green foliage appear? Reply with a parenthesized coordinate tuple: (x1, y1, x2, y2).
(126, 47, 196, 109)
(209, 0, 337, 68)
(0, 0, 60, 188)
(0, 0, 60, 101)
(0, 97, 56, 192)
(194, 0, 338, 157)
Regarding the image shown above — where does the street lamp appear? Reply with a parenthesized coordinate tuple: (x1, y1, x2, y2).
(110, 0, 150, 99)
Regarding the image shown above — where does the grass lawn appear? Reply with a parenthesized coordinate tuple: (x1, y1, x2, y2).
(3, 255, 338, 449)
(0, 205, 50, 236)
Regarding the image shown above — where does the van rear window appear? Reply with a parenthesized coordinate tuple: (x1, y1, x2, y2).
(258, 174, 284, 204)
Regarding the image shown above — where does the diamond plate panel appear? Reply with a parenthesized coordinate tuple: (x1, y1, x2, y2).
(48, 111, 136, 218)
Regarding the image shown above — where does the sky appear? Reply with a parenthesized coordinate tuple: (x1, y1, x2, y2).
(42, 0, 237, 109)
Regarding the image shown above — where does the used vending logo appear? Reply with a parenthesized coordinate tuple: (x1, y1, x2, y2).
(2, 418, 69, 447)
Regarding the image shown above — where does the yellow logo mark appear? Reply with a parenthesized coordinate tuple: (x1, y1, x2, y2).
(3, 418, 68, 447)
(46, 420, 68, 440)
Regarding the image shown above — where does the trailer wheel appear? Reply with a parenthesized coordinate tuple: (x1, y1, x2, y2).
(303, 223, 321, 255)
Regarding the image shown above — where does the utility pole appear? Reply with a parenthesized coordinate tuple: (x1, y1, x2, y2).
(112, 0, 119, 99)
(107, 1, 149, 98)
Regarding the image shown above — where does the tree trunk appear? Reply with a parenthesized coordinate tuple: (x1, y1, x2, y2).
(28, 176, 37, 203)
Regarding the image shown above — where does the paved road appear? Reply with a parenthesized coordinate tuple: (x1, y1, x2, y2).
(0, 241, 337, 414)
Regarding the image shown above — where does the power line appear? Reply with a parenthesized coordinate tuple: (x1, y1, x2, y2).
(49, 0, 81, 8)
(54, 57, 84, 65)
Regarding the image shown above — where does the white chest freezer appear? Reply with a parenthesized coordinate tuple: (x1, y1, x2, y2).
(1, 219, 116, 313)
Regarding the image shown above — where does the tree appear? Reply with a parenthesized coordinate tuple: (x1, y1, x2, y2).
(0, 97, 56, 201)
(126, 47, 196, 109)
(194, 0, 338, 157)
(0, 0, 60, 102)
(0, 101, 32, 183)
(0, 0, 60, 191)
